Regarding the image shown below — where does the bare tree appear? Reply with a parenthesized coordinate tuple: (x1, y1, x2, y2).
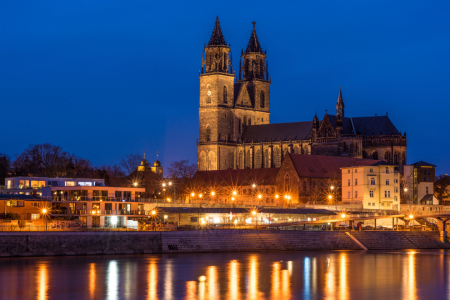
(167, 159, 197, 179)
(0, 153, 11, 184)
(66, 155, 93, 178)
(94, 165, 126, 187)
(12, 143, 70, 177)
(435, 174, 450, 204)
(120, 153, 142, 175)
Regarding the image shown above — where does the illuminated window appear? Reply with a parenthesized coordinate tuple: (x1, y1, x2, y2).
(371, 178, 376, 185)
(370, 191, 374, 197)
(386, 179, 390, 185)
(355, 191, 358, 198)
(65, 181, 75, 187)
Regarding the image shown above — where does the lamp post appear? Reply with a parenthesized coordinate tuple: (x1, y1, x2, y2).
(42, 208, 48, 231)
(252, 210, 257, 230)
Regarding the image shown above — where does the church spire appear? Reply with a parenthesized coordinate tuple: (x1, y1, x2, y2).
(245, 22, 262, 53)
(208, 16, 227, 46)
(336, 87, 345, 118)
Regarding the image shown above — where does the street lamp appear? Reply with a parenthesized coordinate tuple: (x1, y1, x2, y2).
(211, 191, 215, 196)
(330, 186, 335, 190)
(252, 184, 256, 188)
(328, 195, 332, 200)
(404, 188, 408, 192)
(341, 213, 346, 219)
(168, 182, 172, 186)
(258, 194, 262, 199)
(162, 183, 166, 187)
(41, 208, 49, 231)
(232, 190, 237, 196)
(133, 182, 138, 187)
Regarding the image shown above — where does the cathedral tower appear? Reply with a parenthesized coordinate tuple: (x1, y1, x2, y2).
(235, 22, 271, 138)
(336, 88, 345, 137)
(197, 17, 235, 171)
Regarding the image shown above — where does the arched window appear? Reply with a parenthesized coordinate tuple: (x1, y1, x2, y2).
(284, 173, 290, 192)
(238, 151, 244, 169)
(223, 86, 228, 104)
(304, 146, 309, 155)
(255, 149, 261, 169)
(384, 151, 390, 162)
(246, 150, 251, 168)
(343, 143, 347, 152)
(373, 151, 378, 160)
(264, 149, 269, 168)
(394, 151, 399, 164)
(294, 146, 300, 154)
(205, 126, 211, 142)
(260, 91, 265, 108)
(238, 118, 242, 134)
(206, 85, 211, 104)
(274, 148, 281, 167)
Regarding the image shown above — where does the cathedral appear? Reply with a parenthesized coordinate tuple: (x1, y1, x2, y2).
(197, 17, 407, 172)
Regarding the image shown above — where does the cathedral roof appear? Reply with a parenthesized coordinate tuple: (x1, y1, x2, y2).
(208, 16, 227, 46)
(245, 22, 263, 53)
(326, 115, 400, 136)
(241, 121, 313, 143)
(337, 89, 344, 107)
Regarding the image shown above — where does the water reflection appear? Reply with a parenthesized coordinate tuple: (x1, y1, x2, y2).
(402, 253, 417, 300)
(4, 250, 449, 299)
(37, 263, 48, 300)
(89, 263, 96, 300)
(148, 258, 158, 300)
(107, 261, 118, 300)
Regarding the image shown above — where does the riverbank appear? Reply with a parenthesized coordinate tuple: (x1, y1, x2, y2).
(0, 230, 449, 257)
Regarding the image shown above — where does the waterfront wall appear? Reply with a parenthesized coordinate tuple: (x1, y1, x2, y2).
(0, 230, 448, 257)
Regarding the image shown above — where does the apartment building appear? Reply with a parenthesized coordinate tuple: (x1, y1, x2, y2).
(342, 162, 400, 210)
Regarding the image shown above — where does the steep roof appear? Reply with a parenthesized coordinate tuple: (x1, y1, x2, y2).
(410, 161, 436, 167)
(325, 115, 400, 135)
(288, 154, 383, 179)
(193, 168, 279, 187)
(208, 16, 227, 46)
(245, 22, 262, 53)
(242, 122, 312, 143)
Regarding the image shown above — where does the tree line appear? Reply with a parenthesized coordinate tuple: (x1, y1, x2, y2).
(0, 143, 196, 190)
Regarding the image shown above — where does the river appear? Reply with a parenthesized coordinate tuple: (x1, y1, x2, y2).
(1, 250, 449, 299)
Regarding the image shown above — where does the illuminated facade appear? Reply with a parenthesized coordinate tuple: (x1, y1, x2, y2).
(342, 162, 400, 209)
(197, 17, 407, 172)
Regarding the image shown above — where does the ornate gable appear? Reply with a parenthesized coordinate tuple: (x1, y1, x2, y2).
(317, 113, 336, 138)
(235, 83, 252, 107)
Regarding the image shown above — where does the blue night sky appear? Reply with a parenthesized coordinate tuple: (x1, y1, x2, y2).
(1, 1, 449, 174)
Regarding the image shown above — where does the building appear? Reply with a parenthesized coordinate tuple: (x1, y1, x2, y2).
(404, 161, 438, 205)
(2, 176, 148, 227)
(342, 162, 400, 210)
(197, 17, 407, 172)
(0, 194, 48, 221)
(191, 153, 382, 205)
(138, 153, 163, 177)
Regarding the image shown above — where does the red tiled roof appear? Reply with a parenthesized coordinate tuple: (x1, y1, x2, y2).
(193, 168, 279, 187)
(288, 154, 383, 179)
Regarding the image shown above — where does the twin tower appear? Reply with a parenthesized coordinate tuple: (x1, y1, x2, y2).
(197, 17, 271, 171)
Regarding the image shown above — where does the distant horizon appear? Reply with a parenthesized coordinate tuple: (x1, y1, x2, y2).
(1, 1, 449, 174)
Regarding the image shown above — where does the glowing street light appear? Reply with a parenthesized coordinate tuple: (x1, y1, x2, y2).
(404, 188, 408, 192)
(409, 214, 414, 219)
(341, 213, 346, 219)
(328, 195, 333, 200)
(258, 194, 262, 199)
(211, 191, 215, 196)
(231, 197, 235, 201)
(162, 183, 166, 187)
(166, 198, 171, 202)
(330, 185, 335, 190)
(151, 210, 156, 216)
(191, 192, 195, 197)
(199, 194, 203, 198)
(133, 182, 138, 187)
(232, 190, 237, 196)
(275, 194, 279, 199)
(168, 182, 172, 186)
(252, 210, 257, 215)
(42, 208, 47, 214)
(252, 184, 256, 188)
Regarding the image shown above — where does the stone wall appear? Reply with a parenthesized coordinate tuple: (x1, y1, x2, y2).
(1, 230, 448, 258)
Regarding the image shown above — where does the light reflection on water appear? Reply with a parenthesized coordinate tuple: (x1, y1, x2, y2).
(1, 250, 450, 299)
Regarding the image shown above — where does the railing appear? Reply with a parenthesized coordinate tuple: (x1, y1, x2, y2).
(50, 209, 148, 216)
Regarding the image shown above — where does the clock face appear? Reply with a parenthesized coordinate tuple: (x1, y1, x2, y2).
(207, 90, 211, 97)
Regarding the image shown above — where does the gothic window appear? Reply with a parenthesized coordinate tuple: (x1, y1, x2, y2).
(246, 150, 251, 168)
(304, 146, 309, 155)
(206, 85, 211, 104)
(238, 151, 244, 169)
(384, 151, 390, 162)
(264, 149, 269, 168)
(284, 173, 290, 192)
(373, 151, 378, 160)
(294, 146, 300, 154)
(238, 118, 242, 134)
(255, 149, 261, 169)
(343, 143, 347, 152)
(274, 148, 281, 167)
(260, 91, 265, 108)
(205, 125, 211, 142)
(394, 151, 399, 164)
(223, 85, 228, 104)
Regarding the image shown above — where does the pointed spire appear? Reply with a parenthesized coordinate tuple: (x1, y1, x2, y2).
(208, 16, 227, 46)
(245, 21, 262, 53)
(337, 87, 344, 107)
